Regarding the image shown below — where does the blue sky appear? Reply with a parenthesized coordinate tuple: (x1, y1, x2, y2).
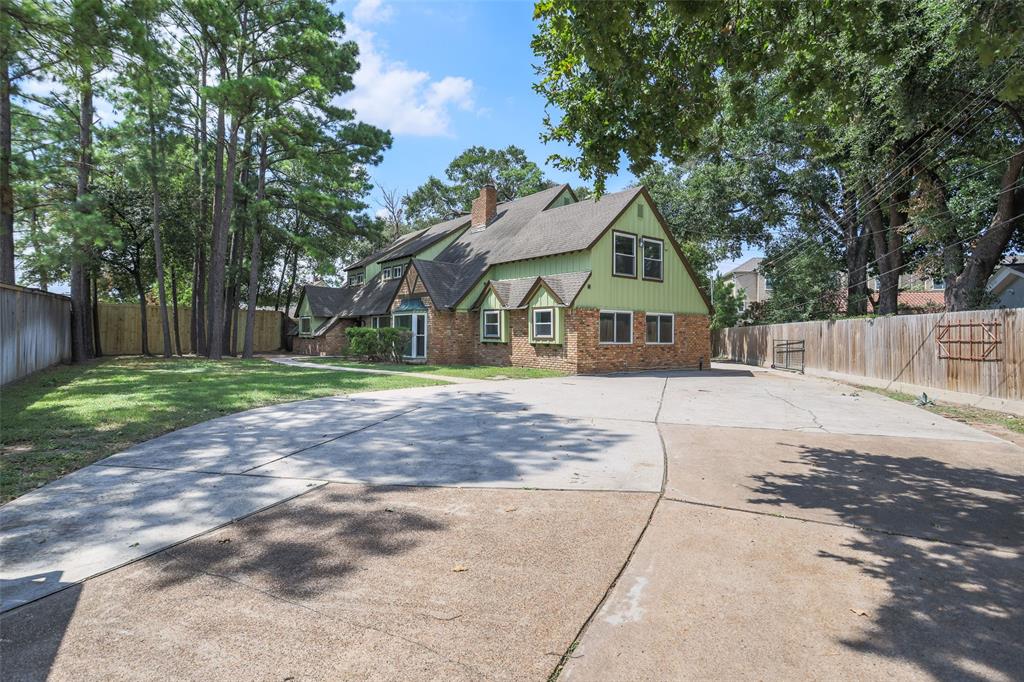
(336, 0, 757, 273)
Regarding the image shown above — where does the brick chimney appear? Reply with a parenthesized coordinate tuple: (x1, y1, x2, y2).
(471, 184, 497, 228)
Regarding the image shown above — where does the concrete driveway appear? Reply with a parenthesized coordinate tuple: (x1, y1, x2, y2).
(2, 364, 1020, 681)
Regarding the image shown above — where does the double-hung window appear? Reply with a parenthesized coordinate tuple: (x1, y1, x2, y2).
(482, 310, 501, 340)
(599, 311, 632, 344)
(645, 313, 673, 344)
(299, 317, 312, 336)
(613, 232, 637, 277)
(642, 238, 663, 281)
(532, 308, 554, 340)
(382, 265, 403, 281)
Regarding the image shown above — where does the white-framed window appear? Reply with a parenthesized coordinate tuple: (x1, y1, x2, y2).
(370, 315, 390, 329)
(932, 277, 946, 290)
(382, 265, 404, 281)
(645, 313, 674, 344)
(532, 308, 554, 339)
(599, 310, 632, 344)
(299, 317, 312, 336)
(482, 309, 501, 339)
(349, 272, 364, 285)
(613, 232, 637, 278)
(642, 237, 663, 281)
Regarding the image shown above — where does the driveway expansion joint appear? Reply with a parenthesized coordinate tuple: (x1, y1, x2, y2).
(661, 496, 1021, 556)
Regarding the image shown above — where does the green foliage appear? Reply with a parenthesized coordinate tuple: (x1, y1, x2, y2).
(345, 326, 412, 362)
(759, 240, 844, 323)
(404, 145, 553, 224)
(710, 278, 744, 330)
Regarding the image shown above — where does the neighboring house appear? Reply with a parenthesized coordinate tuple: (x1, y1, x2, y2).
(722, 257, 770, 310)
(293, 184, 711, 373)
(987, 262, 1024, 309)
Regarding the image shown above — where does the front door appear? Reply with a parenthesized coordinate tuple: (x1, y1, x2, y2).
(392, 313, 427, 360)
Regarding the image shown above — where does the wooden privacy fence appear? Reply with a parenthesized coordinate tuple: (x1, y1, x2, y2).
(97, 304, 284, 355)
(1, 284, 72, 385)
(713, 308, 1023, 404)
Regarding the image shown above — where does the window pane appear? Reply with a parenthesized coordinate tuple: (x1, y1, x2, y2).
(615, 313, 631, 343)
(614, 234, 635, 256)
(660, 315, 673, 343)
(646, 316, 658, 343)
(600, 313, 615, 342)
(615, 254, 635, 276)
(643, 241, 663, 279)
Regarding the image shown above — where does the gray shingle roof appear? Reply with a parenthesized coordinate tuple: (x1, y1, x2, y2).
(474, 271, 592, 309)
(345, 215, 469, 271)
(299, 273, 401, 329)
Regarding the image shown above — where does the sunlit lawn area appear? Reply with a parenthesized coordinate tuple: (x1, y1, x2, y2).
(0, 357, 444, 503)
(301, 357, 568, 380)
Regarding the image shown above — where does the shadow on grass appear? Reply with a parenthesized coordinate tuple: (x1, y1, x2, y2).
(748, 444, 1024, 680)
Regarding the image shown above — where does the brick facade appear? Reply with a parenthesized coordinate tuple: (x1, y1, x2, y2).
(573, 308, 709, 373)
(381, 265, 711, 373)
(293, 318, 357, 356)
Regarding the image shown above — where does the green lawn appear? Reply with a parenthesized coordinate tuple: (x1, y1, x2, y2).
(302, 357, 568, 380)
(0, 357, 443, 503)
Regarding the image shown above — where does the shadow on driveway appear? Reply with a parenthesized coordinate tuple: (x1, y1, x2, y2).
(749, 444, 1024, 680)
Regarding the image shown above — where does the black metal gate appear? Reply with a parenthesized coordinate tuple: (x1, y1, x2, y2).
(772, 339, 805, 373)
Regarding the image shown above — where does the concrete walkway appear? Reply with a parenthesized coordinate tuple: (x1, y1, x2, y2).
(2, 365, 1020, 680)
(267, 355, 482, 383)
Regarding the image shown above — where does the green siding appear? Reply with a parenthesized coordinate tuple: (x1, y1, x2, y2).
(417, 227, 468, 261)
(296, 296, 329, 337)
(377, 256, 411, 269)
(575, 194, 709, 314)
(548, 188, 577, 208)
(478, 289, 509, 342)
(528, 286, 564, 344)
(456, 251, 592, 311)
(365, 262, 381, 279)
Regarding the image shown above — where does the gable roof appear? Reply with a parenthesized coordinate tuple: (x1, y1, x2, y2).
(725, 257, 763, 275)
(297, 273, 401, 324)
(345, 214, 470, 272)
(473, 271, 592, 310)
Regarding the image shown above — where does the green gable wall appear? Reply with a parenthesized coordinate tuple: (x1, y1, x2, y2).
(527, 285, 564, 344)
(417, 227, 468, 261)
(575, 194, 709, 314)
(548, 188, 577, 208)
(456, 251, 592, 311)
(296, 295, 330, 336)
(478, 288, 509, 343)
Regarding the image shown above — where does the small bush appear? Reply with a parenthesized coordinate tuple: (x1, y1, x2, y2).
(346, 326, 412, 362)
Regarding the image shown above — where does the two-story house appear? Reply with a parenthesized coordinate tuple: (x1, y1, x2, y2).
(722, 257, 770, 311)
(292, 184, 711, 373)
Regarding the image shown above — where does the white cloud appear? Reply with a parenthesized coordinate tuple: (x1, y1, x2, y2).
(341, 25, 476, 137)
(352, 0, 393, 24)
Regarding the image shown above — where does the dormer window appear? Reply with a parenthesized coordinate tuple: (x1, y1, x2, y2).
(382, 265, 404, 281)
(349, 272, 364, 286)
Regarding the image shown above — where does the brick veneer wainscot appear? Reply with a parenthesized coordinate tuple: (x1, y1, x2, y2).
(292, 318, 357, 356)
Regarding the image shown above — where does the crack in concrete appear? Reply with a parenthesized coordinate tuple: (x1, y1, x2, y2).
(661, 496, 1021, 556)
(763, 388, 828, 432)
(549, 378, 671, 681)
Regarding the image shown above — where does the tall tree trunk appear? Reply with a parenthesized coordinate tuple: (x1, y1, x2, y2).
(0, 55, 14, 284)
(206, 61, 231, 359)
(838, 184, 870, 315)
(192, 45, 208, 356)
(149, 115, 172, 358)
(948, 145, 1024, 310)
(91, 273, 102, 356)
(863, 179, 900, 316)
(243, 135, 267, 358)
(273, 245, 290, 311)
(71, 69, 94, 361)
(284, 238, 299, 314)
(29, 206, 47, 290)
(170, 261, 182, 356)
(134, 263, 150, 356)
